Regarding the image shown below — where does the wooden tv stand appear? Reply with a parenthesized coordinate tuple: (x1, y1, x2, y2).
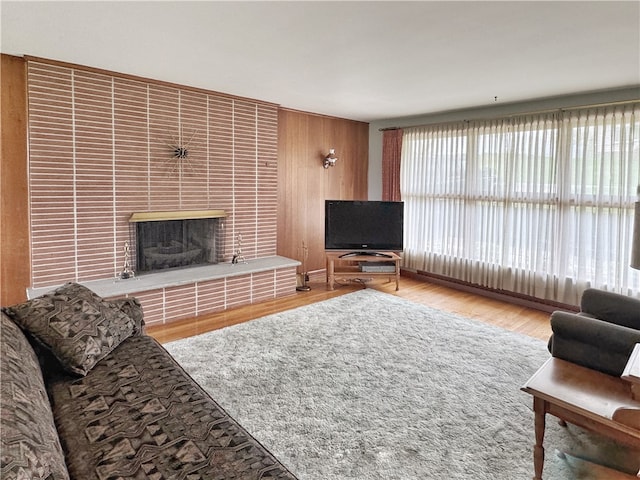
(325, 251, 401, 291)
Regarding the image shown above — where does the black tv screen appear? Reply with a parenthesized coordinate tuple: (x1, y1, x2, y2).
(325, 200, 404, 252)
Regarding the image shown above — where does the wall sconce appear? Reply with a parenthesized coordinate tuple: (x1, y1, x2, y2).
(323, 149, 338, 169)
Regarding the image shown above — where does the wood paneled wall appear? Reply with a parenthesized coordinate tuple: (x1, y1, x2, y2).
(277, 109, 369, 274)
(1, 55, 29, 305)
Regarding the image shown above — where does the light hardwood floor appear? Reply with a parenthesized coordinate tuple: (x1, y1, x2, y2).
(146, 275, 637, 480)
(146, 275, 552, 344)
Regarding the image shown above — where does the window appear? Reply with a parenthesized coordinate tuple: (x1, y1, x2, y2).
(401, 103, 640, 303)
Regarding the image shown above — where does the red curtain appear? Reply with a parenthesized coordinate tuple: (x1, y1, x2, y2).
(382, 129, 403, 201)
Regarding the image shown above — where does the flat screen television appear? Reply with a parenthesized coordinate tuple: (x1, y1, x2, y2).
(325, 200, 404, 255)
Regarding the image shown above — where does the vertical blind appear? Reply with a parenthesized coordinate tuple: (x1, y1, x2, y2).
(400, 103, 640, 304)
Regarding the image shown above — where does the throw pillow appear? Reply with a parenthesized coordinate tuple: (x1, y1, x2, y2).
(2, 283, 135, 376)
(111, 296, 145, 336)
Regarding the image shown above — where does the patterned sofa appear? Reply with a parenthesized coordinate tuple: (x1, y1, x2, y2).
(1, 282, 297, 480)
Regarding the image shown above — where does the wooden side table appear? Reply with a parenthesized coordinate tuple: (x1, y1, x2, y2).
(521, 357, 640, 480)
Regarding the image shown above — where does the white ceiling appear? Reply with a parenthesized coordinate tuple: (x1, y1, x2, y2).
(2, 1, 639, 122)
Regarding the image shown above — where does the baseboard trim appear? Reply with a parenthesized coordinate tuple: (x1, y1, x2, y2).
(402, 269, 579, 314)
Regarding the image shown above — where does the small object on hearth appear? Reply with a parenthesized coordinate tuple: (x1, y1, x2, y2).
(232, 234, 246, 265)
(119, 241, 135, 279)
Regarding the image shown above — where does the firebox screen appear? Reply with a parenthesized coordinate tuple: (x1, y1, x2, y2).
(136, 219, 216, 273)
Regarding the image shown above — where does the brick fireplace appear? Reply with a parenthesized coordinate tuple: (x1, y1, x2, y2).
(25, 58, 297, 325)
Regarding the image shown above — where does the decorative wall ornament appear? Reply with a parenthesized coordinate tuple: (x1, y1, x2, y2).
(166, 125, 198, 175)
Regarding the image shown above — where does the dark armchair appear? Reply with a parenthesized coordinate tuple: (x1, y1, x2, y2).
(548, 288, 640, 376)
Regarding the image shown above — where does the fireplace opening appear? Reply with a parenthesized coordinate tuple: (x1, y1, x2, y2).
(130, 211, 226, 274)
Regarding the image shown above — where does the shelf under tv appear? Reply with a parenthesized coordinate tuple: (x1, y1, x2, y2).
(338, 251, 394, 258)
(325, 251, 401, 291)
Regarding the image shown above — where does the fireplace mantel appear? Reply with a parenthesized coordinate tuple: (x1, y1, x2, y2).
(129, 210, 227, 222)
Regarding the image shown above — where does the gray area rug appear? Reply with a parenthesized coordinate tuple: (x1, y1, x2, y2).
(165, 289, 637, 479)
